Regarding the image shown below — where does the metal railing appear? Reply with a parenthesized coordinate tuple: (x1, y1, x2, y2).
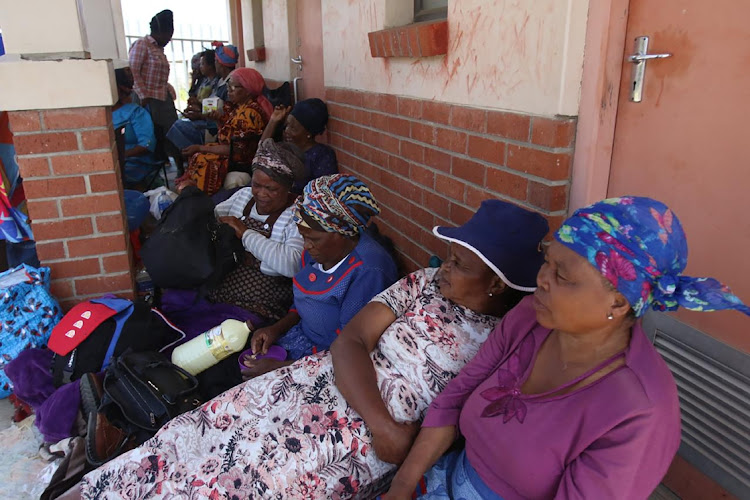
(125, 35, 228, 111)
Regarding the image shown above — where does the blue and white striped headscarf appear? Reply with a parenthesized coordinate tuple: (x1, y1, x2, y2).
(556, 196, 750, 317)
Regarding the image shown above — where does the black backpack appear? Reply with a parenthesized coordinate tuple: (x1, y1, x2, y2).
(141, 186, 244, 291)
(51, 300, 185, 387)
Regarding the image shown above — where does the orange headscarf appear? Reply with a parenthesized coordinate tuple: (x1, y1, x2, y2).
(229, 68, 272, 120)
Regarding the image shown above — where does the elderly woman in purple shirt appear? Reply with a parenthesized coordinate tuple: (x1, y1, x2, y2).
(386, 197, 750, 500)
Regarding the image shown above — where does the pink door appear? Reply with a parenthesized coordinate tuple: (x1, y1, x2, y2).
(294, 0, 325, 101)
(607, 0, 750, 354)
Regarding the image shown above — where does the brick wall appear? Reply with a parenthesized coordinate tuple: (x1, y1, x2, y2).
(8, 107, 135, 309)
(324, 87, 576, 272)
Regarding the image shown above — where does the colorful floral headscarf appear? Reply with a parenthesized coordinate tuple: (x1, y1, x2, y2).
(556, 196, 750, 317)
(293, 174, 380, 237)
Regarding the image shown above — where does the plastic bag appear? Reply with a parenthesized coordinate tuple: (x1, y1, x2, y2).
(0, 264, 63, 398)
(143, 186, 179, 220)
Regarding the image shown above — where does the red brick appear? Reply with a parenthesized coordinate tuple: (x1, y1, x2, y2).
(102, 253, 132, 274)
(424, 147, 452, 172)
(397, 28, 411, 57)
(354, 109, 371, 126)
(409, 203, 434, 229)
(327, 118, 347, 136)
(13, 132, 78, 155)
(33, 217, 93, 240)
(89, 172, 120, 193)
(378, 32, 390, 58)
(388, 156, 410, 177)
(450, 203, 474, 225)
(24, 176, 87, 199)
(50, 279, 74, 299)
(378, 133, 400, 155)
(336, 89, 364, 108)
(388, 117, 411, 138)
(467, 135, 505, 164)
(506, 145, 571, 181)
(527, 181, 569, 212)
(435, 174, 464, 201)
(407, 26, 421, 57)
(424, 191, 451, 218)
(410, 164, 435, 188)
(416, 20, 448, 57)
(81, 128, 114, 150)
(36, 241, 66, 261)
(74, 273, 133, 296)
(531, 117, 577, 148)
(362, 93, 398, 115)
(487, 111, 531, 142)
(27, 199, 60, 220)
(67, 234, 128, 257)
(464, 186, 497, 208)
(398, 97, 422, 120)
(16, 157, 50, 177)
(370, 112, 389, 133)
(325, 88, 337, 102)
(486, 168, 528, 201)
(367, 31, 380, 57)
(52, 151, 117, 175)
(328, 103, 355, 122)
(545, 215, 565, 239)
(348, 123, 365, 141)
(61, 193, 122, 217)
(410, 122, 436, 145)
(400, 141, 425, 163)
(95, 213, 127, 233)
(8, 111, 41, 133)
(48, 258, 101, 279)
(452, 157, 486, 185)
(422, 101, 451, 125)
(43, 107, 108, 130)
(436, 128, 467, 154)
(450, 106, 487, 133)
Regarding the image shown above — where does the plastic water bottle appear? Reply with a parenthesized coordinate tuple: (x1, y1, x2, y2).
(171, 319, 251, 375)
(156, 191, 172, 217)
(135, 267, 154, 305)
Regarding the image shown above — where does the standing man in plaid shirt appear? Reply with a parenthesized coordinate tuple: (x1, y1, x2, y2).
(129, 10, 181, 170)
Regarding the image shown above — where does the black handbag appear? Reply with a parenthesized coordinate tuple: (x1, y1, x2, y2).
(99, 351, 202, 439)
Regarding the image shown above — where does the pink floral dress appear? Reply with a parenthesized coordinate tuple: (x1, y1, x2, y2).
(80, 268, 500, 499)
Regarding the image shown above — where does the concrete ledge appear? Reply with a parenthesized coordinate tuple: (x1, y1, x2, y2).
(0, 58, 117, 111)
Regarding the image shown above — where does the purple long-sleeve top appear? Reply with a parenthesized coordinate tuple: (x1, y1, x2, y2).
(422, 296, 681, 499)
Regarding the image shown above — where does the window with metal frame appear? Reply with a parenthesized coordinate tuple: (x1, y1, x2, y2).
(414, 0, 448, 22)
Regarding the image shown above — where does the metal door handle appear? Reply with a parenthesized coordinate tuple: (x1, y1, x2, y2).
(293, 77, 303, 104)
(627, 36, 672, 103)
(291, 55, 303, 64)
(628, 53, 672, 62)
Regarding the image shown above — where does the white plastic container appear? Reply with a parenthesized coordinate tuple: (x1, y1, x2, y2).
(171, 319, 251, 375)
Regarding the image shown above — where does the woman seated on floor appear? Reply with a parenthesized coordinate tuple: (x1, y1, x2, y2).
(260, 98, 338, 193)
(79, 199, 550, 499)
(175, 67, 272, 195)
(111, 68, 161, 190)
(385, 197, 750, 500)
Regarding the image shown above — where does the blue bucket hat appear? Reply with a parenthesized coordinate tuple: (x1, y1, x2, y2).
(434, 200, 549, 291)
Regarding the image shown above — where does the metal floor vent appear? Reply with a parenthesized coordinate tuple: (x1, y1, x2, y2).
(642, 312, 750, 499)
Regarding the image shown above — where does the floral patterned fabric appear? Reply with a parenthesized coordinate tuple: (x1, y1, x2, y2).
(556, 196, 750, 317)
(80, 268, 501, 499)
(178, 100, 266, 195)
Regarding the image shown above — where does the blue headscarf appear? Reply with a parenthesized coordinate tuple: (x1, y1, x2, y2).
(556, 196, 750, 317)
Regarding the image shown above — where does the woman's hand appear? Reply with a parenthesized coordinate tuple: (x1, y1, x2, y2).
(182, 144, 203, 157)
(269, 105, 292, 124)
(250, 326, 283, 355)
(370, 418, 421, 465)
(217, 216, 247, 239)
(175, 178, 197, 193)
(205, 110, 223, 121)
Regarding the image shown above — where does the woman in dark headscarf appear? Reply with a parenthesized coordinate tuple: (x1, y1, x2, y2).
(261, 98, 339, 192)
(386, 196, 750, 500)
(176, 68, 273, 195)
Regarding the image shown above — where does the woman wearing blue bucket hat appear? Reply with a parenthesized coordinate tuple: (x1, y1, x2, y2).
(80, 199, 549, 499)
(387, 196, 750, 500)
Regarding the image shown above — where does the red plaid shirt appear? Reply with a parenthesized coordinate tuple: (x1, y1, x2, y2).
(128, 36, 170, 101)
